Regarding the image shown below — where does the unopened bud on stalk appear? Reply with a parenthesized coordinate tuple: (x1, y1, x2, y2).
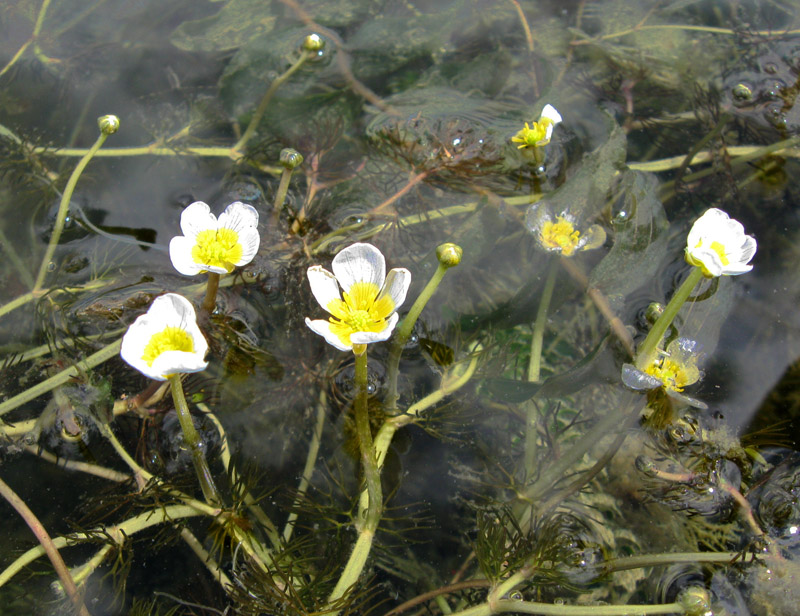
(280, 148, 304, 170)
(302, 33, 325, 53)
(436, 243, 462, 268)
(678, 587, 711, 616)
(97, 115, 120, 135)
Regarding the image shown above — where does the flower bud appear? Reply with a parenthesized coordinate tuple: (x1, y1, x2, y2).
(436, 243, 462, 268)
(677, 587, 711, 616)
(280, 148, 304, 170)
(97, 115, 120, 135)
(302, 33, 325, 53)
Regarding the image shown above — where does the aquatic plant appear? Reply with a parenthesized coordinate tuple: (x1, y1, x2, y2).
(0, 1, 798, 615)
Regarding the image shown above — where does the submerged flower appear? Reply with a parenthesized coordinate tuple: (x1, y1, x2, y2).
(120, 293, 209, 381)
(511, 104, 562, 149)
(685, 208, 756, 277)
(305, 243, 411, 352)
(622, 338, 706, 408)
(526, 203, 606, 257)
(169, 201, 260, 276)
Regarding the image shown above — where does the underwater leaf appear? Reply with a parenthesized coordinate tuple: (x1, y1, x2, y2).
(169, 0, 276, 52)
(527, 120, 626, 226)
(589, 169, 670, 298)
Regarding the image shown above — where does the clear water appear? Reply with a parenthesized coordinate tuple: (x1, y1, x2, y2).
(1, 0, 800, 614)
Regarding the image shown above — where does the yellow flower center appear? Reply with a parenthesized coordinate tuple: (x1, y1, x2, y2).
(511, 119, 553, 149)
(540, 216, 582, 256)
(326, 281, 395, 347)
(142, 326, 195, 367)
(687, 238, 730, 276)
(191, 228, 243, 273)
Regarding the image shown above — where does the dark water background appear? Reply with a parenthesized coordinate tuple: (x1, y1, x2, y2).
(1, 0, 800, 614)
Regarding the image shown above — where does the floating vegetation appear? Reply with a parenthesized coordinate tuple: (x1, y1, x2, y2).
(2, 1, 800, 615)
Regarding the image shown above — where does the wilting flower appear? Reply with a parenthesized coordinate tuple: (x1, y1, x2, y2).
(685, 208, 756, 277)
(169, 201, 260, 276)
(120, 293, 208, 381)
(622, 338, 706, 408)
(305, 243, 411, 352)
(526, 203, 606, 257)
(511, 104, 563, 149)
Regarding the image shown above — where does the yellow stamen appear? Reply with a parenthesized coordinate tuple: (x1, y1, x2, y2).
(511, 119, 553, 149)
(142, 327, 195, 366)
(191, 228, 243, 273)
(540, 216, 582, 256)
(326, 281, 395, 347)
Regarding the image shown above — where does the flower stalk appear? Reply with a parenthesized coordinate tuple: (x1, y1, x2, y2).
(202, 272, 221, 314)
(385, 243, 462, 410)
(168, 374, 221, 505)
(634, 266, 704, 370)
(33, 115, 118, 294)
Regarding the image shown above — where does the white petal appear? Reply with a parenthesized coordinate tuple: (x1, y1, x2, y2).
(525, 202, 553, 235)
(149, 293, 198, 327)
(379, 268, 411, 311)
(540, 104, 562, 125)
(305, 317, 352, 351)
(350, 312, 399, 345)
(232, 225, 261, 267)
(332, 243, 385, 294)
(169, 236, 204, 276)
(218, 202, 259, 233)
(120, 316, 156, 376)
(149, 350, 208, 380)
(307, 266, 342, 313)
(621, 363, 661, 391)
(666, 390, 708, 410)
(180, 201, 218, 239)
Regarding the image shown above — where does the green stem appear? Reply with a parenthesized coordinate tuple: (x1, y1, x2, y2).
(234, 50, 312, 152)
(0, 338, 121, 418)
(33, 129, 111, 294)
(385, 244, 462, 411)
(168, 375, 221, 505)
(448, 599, 681, 616)
(0, 476, 91, 616)
(274, 166, 294, 213)
(634, 266, 705, 369)
(327, 348, 382, 608)
(0, 291, 36, 320)
(523, 260, 558, 479)
(283, 389, 327, 543)
(201, 272, 221, 314)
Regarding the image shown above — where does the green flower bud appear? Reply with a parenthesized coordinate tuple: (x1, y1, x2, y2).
(97, 115, 120, 135)
(280, 148, 304, 170)
(678, 587, 711, 616)
(302, 33, 325, 53)
(436, 243, 462, 268)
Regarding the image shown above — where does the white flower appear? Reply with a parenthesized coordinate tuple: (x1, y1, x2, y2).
(169, 201, 260, 276)
(511, 104, 563, 148)
(120, 293, 209, 381)
(621, 338, 706, 409)
(685, 208, 756, 277)
(526, 203, 606, 257)
(305, 243, 411, 352)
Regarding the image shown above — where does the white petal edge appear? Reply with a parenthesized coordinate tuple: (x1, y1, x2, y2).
(232, 225, 261, 267)
(180, 201, 219, 239)
(169, 236, 205, 276)
(305, 317, 352, 351)
(332, 243, 385, 294)
(149, 350, 209, 381)
(218, 201, 259, 231)
(350, 312, 399, 345)
(307, 266, 342, 313)
(540, 104, 562, 125)
(379, 268, 411, 311)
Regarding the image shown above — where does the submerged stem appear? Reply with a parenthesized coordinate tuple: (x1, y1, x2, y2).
(33, 122, 114, 294)
(327, 348, 382, 608)
(0, 476, 91, 616)
(523, 259, 558, 479)
(635, 266, 705, 370)
(168, 375, 221, 505)
(234, 50, 312, 152)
